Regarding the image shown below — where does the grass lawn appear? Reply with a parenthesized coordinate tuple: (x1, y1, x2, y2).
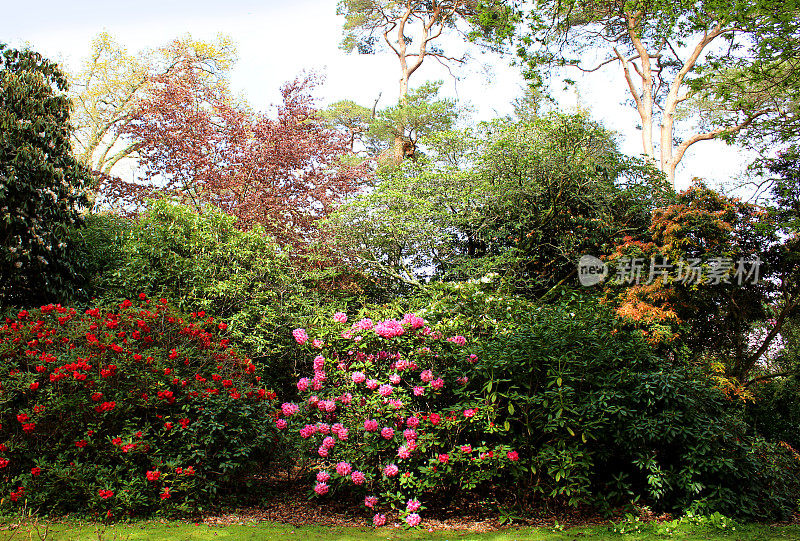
(2, 520, 799, 541)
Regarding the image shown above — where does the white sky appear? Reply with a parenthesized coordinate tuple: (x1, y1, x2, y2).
(1, 0, 754, 190)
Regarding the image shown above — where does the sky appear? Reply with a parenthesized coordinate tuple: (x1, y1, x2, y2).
(0, 0, 755, 190)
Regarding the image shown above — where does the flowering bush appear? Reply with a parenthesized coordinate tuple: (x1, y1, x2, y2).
(0, 296, 279, 517)
(276, 309, 520, 527)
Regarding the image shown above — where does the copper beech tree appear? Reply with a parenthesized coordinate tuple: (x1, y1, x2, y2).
(103, 57, 368, 249)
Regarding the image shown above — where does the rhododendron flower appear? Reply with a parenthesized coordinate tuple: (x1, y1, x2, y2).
(276, 419, 287, 430)
(332, 423, 344, 434)
(75, 440, 88, 448)
(351, 371, 366, 384)
(313, 355, 325, 371)
(407, 499, 421, 512)
(397, 446, 411, 459)
(389, 373, 401, 384)
(29, 382, 39, 391)
(323, 437, 336, 449)
(468, 354, 478, 363)
(336, 428, 349, 441)
(463, 409, 475, 418)
(297, 378, 310, 391)
(333, 312, 348, 323)
(388, 399, 403, 409)
(403, 429, 417, 442)
(292, 328, 309, 345)
(375, 319, 404, 338)
(413, 386, 425, 396)
(147, 470, 161, 482)
(350, 470, 365, 485)
(339, 392, 353, 405)
(406, 416, 419, 428)
(312, 339, 324, 349)
(98, 489, 114, 499)
(396, 359, 409, 371)
(317, 446, 329, 457)
(461, 444, 472, 453)
(316, 423, 330, 434)
(507, 451, 519, 461)
(218, 322, 227, 331)
(365, 495, 378, 508)
(281, 402, 299, 416)
(160, 487, 171, 500)
(355, 318, 374, 330)
(364, 419, 379, 431)
(383, 463, 399, 477)
(402, 313, 425, 329)
(300, 425, 316, 438)
(381, 427, 394, 439)
(405, 513, 421, 527)
(314, 482, 329, 495)
(316, 471, 330, 482)
(378, 384, 393, 397)
(31, 467, 41, 476)
(335, 461, 352, 476)
(308, 395, 320, 406)
(448, 335, 467, 346)
(373, 513, 386, 527)
(430, 413, 441, 425)
(366, 379, 379, 389)
(420, 370, 433, 383)
(0, 458, 9, 468)
(457, 376, 469, 386)
(431, 378, 444, 390)
(438, 454, 450, 464)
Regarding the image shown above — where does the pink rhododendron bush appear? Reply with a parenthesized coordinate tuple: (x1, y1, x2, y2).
(276, 310, 521, 527)
(0, 297, 279, 517)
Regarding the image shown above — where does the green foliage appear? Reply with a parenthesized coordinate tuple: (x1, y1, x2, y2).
(0, 44, 90, 307)
(0, 299, 279, 516)
(328, 111, 669, 294)
(414, 281, 800, 520)
(747, 376, 800, 450)
(77, 200, 308, 363)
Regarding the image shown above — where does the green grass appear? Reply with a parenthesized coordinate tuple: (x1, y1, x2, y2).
(1, 520, 799, 541)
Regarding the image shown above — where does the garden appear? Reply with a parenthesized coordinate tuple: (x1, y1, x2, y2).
(1, 1, 800, 539)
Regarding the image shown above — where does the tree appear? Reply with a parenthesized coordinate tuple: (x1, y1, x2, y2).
(326, 111, 668, 292)
(490, 0, 800, 186)
(339, 0, 477, 100)
(0, 44, 89, 306)
(602, 183, 798, 382)
(115, 66, 367, 249)
(337, 0, 508, 162)
(68, 32, 236, 204)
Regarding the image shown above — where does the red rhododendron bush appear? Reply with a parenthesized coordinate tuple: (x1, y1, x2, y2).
(0, 297, 279, 517)
(276, 310, 521, 528)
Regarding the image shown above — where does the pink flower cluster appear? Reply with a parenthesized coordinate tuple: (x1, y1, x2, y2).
(281, 402, 299, 416)
(292, 328, 309, 345)
(447, 335, 467, 346)
(401, 313, 425, 329)
(333, 312, 348, 324)
(375, 319, 404, 338)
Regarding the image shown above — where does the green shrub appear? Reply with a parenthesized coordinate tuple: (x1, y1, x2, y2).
(72, 199, 311, 366)
(0, 45, 90, 308)
(746, 376, 800, 449)
(472, 296, 800, 520)
(0, 297, 279, 517)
